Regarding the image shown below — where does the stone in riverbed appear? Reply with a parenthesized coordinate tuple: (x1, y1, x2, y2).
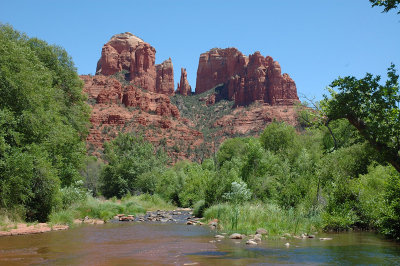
(246, 240, 258, 245)
(256, 228, 268, 235)
(214, 234, 225, 239)
(229, 233, 244, 239)
(254, 234, 262, 242)
(319, 238, 333, 241)
(283, 233, 292, 238)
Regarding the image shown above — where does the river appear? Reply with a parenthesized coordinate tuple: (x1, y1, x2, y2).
(0, 222, 399, 265)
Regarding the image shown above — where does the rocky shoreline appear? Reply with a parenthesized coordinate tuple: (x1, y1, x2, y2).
(0, 223, 69, 237)
(0, 208, 330, 245)
(0, 208, 199, 237)
(110, 208, 202, 224)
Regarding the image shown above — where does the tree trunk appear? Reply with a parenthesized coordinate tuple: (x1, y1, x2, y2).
(346, 114, 400, 173)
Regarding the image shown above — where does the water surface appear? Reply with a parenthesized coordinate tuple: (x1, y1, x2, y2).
(0, 222, 399, 265)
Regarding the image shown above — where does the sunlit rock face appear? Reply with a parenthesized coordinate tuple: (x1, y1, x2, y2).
(195, 48, 299, 106)
(177, 68, 191, 96)
(96, 32, 174, 95)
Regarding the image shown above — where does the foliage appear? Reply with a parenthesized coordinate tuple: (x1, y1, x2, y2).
(59, 180, 89, 209)
(80, 157, 104, 196)
(100, 133, 168, 198)
(170, 86, 235, 161)
(223, 181, 252, 204)
(223, 180, 252, 230)
(0, 25, 89, 222)
(370, 0, 400, 13)
(49, 194, 174, 226)
(260, 122, 298, 154)
(380, 168, 400, 240)
(204, 159, 241, 207)
(204, 202, 322, 236)
(155, 168, 183, 204)
(193, 200, 206, 217)
(216, 137, 249, 166)
(326, 64, 400, 172)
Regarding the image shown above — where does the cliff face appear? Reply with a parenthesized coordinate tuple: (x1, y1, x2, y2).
(195, 48, 299, 106)
(81, 75, 203, 160)
(83, 33, 303, 162)
(96, 32, 174, 95)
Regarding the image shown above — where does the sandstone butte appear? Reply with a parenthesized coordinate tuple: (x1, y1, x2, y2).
(195, 48, 299, 107)
(82, 32, 302, 162)
(96, 32, 175, 95)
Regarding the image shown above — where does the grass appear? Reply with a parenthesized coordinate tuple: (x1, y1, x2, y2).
(203, 202, 322, 238)
(49, 194, 175, 226)
(0, 208, 24, 231)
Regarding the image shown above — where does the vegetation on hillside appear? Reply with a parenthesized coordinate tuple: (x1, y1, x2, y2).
(171, 85, 236, 160)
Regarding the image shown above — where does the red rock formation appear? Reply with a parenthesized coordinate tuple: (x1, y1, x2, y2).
(96, 32, 174, 95)
(122, 85, 179, 118)
(195, 48, 299, 106)
(84, 36, 303, 162)
(81, 74, 202, 161)
(156, 58, 174, 95)
(177, 68, 191, 96)
(195, 48, 247, 95)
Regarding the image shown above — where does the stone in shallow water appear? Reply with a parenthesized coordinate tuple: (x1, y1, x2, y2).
(229, 233, 244, 239)
(254, 234, 262, 242)
(246, 240, 258, 245)
(256, 228, 268, 235)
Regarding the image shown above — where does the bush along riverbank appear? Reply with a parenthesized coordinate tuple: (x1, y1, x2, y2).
(94, 120, 400, 240)
(0, 193, 176, 236)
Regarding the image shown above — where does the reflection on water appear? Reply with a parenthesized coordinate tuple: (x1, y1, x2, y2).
(0, 223, 399, 265)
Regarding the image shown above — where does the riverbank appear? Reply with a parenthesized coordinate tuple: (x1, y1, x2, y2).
(202, 202, 323, 238)
(0, 223, 69, 236)
(0, 194, 179, 237)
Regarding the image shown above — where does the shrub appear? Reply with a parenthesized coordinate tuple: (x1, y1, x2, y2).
(193, 200, 206, 217)
(380, 168, 400, 240)
(260, 122, 297, 154)
(100, 133, 168, 198)
(203, 202, 322, 236)
(59, 180, 89, 209)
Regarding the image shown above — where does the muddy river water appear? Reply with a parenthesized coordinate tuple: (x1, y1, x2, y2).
(0, 222, 399, 265)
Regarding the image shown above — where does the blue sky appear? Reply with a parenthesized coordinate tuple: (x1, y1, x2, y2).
(1, 0, 399, 100)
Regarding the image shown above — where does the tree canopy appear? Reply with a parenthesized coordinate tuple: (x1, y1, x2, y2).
(100, 133, 168, 198)
(326, 64, 400, 172)
(369, 0, 400, 13)
(0, 24, 90, 221)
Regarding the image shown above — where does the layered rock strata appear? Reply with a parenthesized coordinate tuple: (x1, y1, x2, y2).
(96, 32, 174, 95)
(81, 75, 203, 160)
(195, 48, 299, 106)
(83, 33, 303, 162)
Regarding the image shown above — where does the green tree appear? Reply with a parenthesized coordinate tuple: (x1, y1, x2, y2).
(326, 64, 400, 172)
(260, 122, 298, 155)
(0, 25, 89, 221)
(370, 0, 400, 13)
(100, 133, 168, 198)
